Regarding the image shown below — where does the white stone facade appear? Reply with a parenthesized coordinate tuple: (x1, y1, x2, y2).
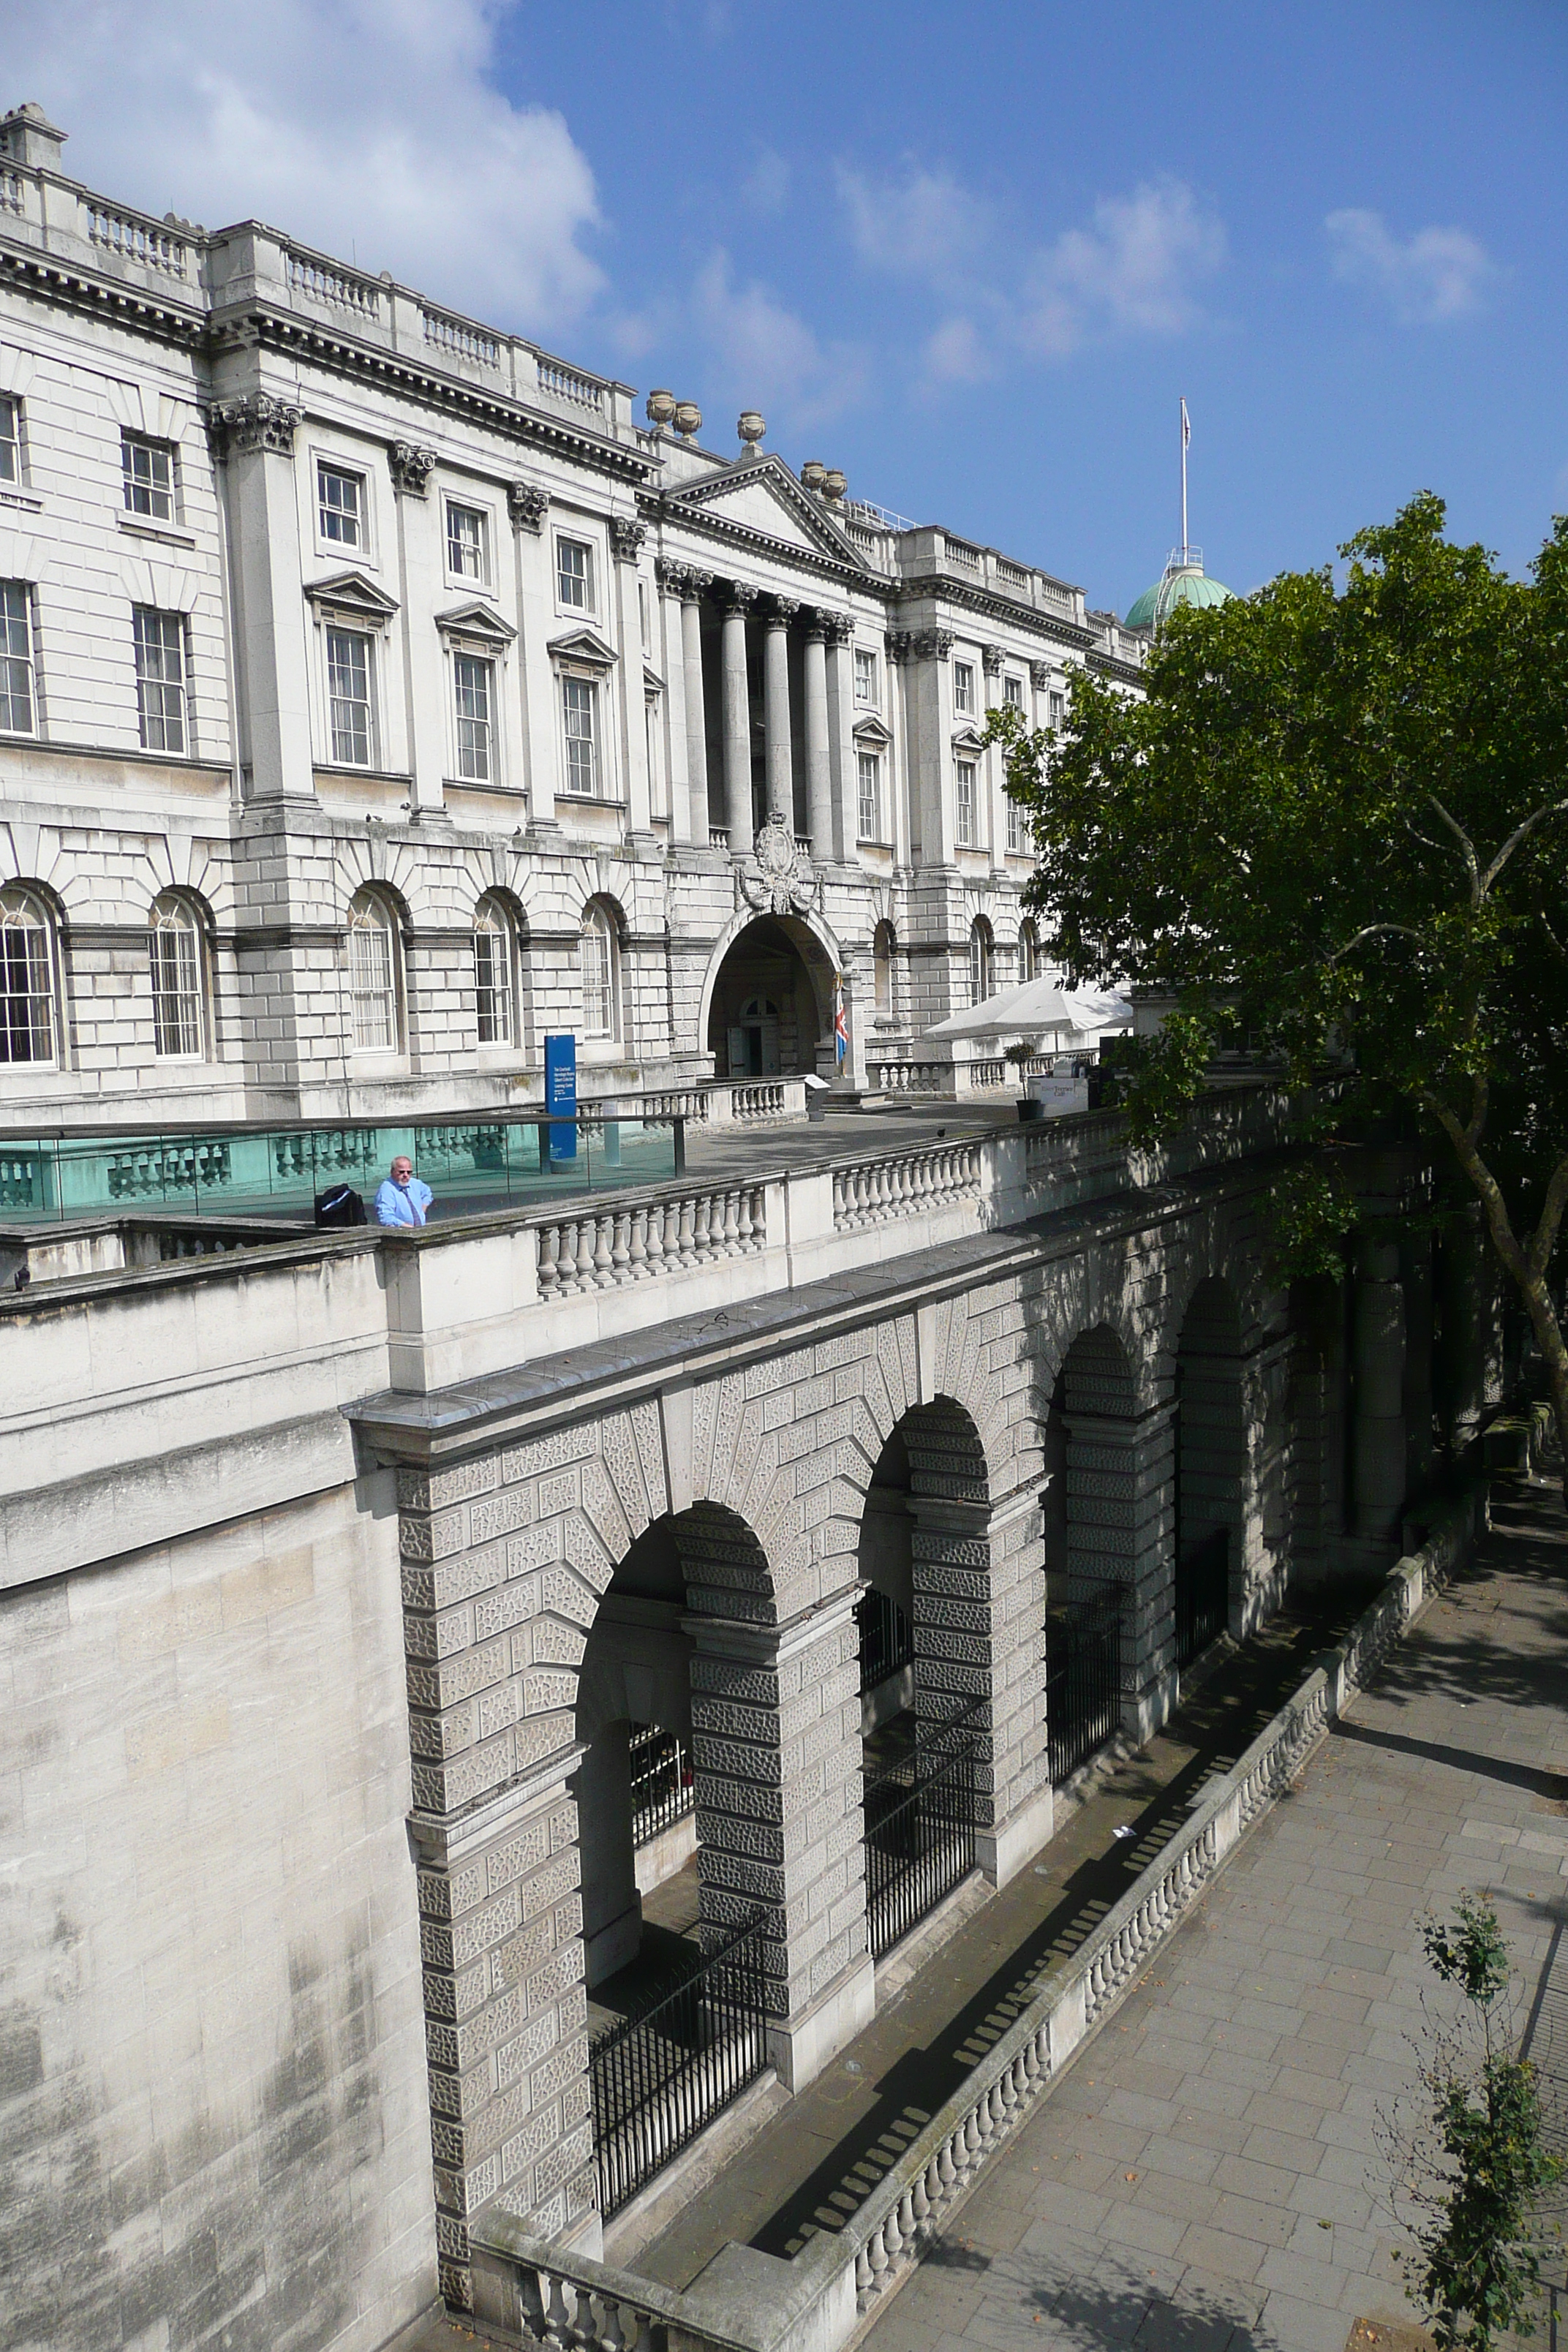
(0, 102, 1145, 1127)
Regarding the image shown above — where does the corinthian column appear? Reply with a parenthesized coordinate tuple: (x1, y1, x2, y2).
(666, 562, 712, 845)
(764, 597, 799, 829)
(719, 583, 757, 851)
(803, 613, 833, 857)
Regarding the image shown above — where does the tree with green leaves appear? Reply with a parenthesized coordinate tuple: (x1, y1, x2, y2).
(987, 494, 1568, 1460)
(1377, 1894, 1562, 2351)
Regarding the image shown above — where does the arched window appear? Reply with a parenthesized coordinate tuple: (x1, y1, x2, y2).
(149, 894, 205, 1058)
(473, 895, 515, 1049)
(579, 900, 617, 1041)
(348, 889, 400, 1053)
(0, 886, 57, 1065)
(1018, 919, 1039, 985)
(873, 920, 895, 1017)
(968, 916, 993, 1008)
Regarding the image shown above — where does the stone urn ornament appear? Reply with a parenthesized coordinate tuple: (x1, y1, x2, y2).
(738, 810, 820, 917)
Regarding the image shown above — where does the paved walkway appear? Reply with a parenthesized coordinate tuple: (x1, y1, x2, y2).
(859, 1477, 1568, 2352)
(627, 1581, 1387, 2288)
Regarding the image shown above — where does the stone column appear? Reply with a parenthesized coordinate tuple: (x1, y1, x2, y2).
(665, 562, 710, 848)
(802, 615, 833, 858)
(685, 1585, 873, 2092)
(610, 518, 653, 840)
(1352, 1237, 1408, 1548)
(764, 597, 797, 828)
(981, 644, 1004, 870)
(823, 613, 856, 863)
(909, 630, 957, 867)
(207, 391, 313, 800)
(719, 584, 757, 851)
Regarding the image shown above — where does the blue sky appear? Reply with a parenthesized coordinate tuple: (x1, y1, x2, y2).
(9, 0, 1564, 617)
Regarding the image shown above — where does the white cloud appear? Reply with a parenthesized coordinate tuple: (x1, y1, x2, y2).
(1021, 181, 1226, 358)
(923, 317, 993, 386)
(838, 163, 991, 290)
(1, 0, 605, 335)
(692, 249, 867, 431)
(1325, 208, 1497, 325)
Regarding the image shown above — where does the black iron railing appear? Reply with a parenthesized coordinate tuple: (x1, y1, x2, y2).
(1047, 1579, 1125, 1785)
(627, 1724, 694, 1848)
(856, 1588, 913, 1691)
(1175, 1527, 1229, 1667)
(864, 1699, 980, 1959)
(589, 1908, 774, 2217)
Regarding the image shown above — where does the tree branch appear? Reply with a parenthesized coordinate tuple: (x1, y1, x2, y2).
(1325, 921, 1426, 967)
(1478, 796, 1568, 897)
(1528, 1149, 1568, 1282)
(1427, 795, 1481, 902)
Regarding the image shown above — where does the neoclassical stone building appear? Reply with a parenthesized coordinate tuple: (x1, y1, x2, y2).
(0, 100, 1144, 1127)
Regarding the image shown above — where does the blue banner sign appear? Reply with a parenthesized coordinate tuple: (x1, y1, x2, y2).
(544, 1033, 577, 1162)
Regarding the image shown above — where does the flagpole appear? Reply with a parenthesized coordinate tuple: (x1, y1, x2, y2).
(1180, 397, 1188, 563)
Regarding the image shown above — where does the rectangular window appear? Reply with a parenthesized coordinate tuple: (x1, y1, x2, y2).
(133, 608, 187, 754)
(562, 674, 598, 794)
(445, 501, 487, 582)
(453, 652, 494, 781)
(857, 750, 881, 843)
(953, 660, 975, 716)
(349, 920, 395, 1052)
(121, 433, 176, 523)
(1048, 690, 1065, 729)
(955, 758, 977, 846)
(150, 922, 203, 1058)
(1003, 674, 1023, 710)
(0, 396, 20, 485)
(1007, 796, 1025, 853)
(474, 928, 511, 1047)
(326, 627, 374, 766)
(557, 535, 593, 611)
(854, 647, 878, 705)
(318, 461, 365, 549)
(0, 580, 34, 734)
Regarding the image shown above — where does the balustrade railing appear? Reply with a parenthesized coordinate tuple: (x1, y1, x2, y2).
(729, 1082, 786, 1121)
(832, 1142, 979, 1229)
(537, 358, 606, 414)
(86, 203, 190, 277)
(534, 1180, 765, 1297)
(968, 1059, 1008, 1088)
(0, 168, 24, 216)
(285, 249, 380, 317)
(423, 306, 501, 367)
(590, 1908, 774, 2217)
(871, 1061, 949, 1096)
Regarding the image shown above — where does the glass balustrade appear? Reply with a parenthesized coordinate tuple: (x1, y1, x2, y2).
(0, 1114, 685, 1224)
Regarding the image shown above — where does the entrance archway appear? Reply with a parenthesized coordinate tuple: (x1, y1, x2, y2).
(1174, 1277, 1245, 1662)
(705, 914, 836, 1079)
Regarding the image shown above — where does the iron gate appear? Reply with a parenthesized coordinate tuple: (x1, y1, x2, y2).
(1175, 1527, 1229, 1667)
(1046, 1580, 1125, 1785)
(864, 1699, 980, 1959)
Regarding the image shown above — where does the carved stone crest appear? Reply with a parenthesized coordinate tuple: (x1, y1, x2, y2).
(508, 481, 549, 532)
(609, 516, 647, 564)
(388, 441, 438, 497)
(205, 393, 302, 458)
(737, 810, 819, 917)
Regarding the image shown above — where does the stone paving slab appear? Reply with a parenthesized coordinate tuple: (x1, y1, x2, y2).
(860, 1477, 1568, 2352)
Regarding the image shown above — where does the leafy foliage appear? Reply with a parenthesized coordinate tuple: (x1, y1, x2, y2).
(1388, 1897, 1563, 2352)
(985, 494, 1568, 1455)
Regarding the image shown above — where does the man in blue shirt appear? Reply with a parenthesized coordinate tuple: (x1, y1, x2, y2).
(374, 1155, 434, 1228)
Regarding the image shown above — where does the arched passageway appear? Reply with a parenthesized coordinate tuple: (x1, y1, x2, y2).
(1174, 1278, 1245, 1662)
(706, 914, 835, 1079)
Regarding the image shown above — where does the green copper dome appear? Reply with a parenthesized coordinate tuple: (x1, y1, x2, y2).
(1126, 561, 1233, 633)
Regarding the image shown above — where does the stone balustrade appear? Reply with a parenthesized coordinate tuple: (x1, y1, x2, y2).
(870, 1061, 950, 1095)
(467, 1482, 1485, 2352)
(832, 1142, 979, 1229)
(535, 1183, 767, 1297)
(638, 1079, 807, 1125)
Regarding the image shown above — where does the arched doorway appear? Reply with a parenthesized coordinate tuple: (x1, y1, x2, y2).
(705, 914, 836, 1079)
(1174, 1277, 1245, 1662)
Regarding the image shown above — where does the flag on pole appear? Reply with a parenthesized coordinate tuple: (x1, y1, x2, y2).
(1181, 397, 1191, 450)
(834, 975, 848, 1066)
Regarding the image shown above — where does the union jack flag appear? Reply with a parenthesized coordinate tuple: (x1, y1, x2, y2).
(834, 977, 848, 1066)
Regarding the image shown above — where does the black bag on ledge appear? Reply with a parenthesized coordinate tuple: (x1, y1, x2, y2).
(314, 1183, 367, 1229)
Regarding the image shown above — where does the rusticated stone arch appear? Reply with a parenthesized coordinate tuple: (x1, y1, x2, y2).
(1058, 1321, 1179, 1737)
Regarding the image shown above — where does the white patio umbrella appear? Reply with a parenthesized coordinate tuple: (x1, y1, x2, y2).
(922, 979, 1090, 1042)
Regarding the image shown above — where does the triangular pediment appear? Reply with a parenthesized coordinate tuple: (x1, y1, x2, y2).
(665, 454, 867, 568)
(304, 568, 399, 622)
(853, 713, 893, 747)
(548, 625, 619, 669)
(436, 599, 516, 647)
(951, 722, 987, 753)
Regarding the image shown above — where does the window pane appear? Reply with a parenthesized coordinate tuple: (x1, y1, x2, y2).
(0, 398, 18, 485)
(557, 538, 590, 608)
(447, 504, 486, 580)
(133, 608, 186, 754)
(122, 435, 174, 521)
(0, 579, 34, 734)
(857, 751, 879, 842)
(150, 908, 203, 1057)
(453, 652, 493, 780)
(562, 675, 598, 794)
(327, 629, 373, 765)
(319, 464, 363, 548)
(349, 905, 396, 1050)
(474, 913, 512, 1046)
(1004, 675, 1022, 709)
(969, 924, 991, 1006)
(855, 648, 876, 704)
(0, 896, 53, 1063)
(580, 910, 613, 1037)
(954, 663, 973, 715)
(956, 758, 976, 845)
